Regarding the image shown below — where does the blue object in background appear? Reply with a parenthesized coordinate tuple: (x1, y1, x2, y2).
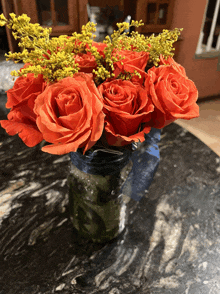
(121, 128, 161, 201)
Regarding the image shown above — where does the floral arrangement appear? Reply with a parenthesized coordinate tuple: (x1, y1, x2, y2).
(0, 13, 199, 155)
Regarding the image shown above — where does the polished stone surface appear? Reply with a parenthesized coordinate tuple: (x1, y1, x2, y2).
(0, 106, 220, 293)
(0, 61, 23, 93)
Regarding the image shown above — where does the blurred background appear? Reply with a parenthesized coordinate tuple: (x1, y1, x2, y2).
(0, 0, 220, 156)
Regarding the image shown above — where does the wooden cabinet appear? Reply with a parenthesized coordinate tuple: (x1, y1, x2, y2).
(88, 0, 123, 9)
(20, 0, 88, 36)
(135, 0, 175, 34)
(1, 0, 88, 52)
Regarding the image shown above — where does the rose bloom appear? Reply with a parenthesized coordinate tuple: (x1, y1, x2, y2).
(98, 79, 154, 146)
(91, 41, 107, 58)
(144, 58, 199, 128)
(0, 73, 46, 147)
(159, 55, 186, 75)
(34, 73, 105, 155)
(113, 50, 149, 81)
(74, 42, 107, 73)
(74, 53, 97, 73)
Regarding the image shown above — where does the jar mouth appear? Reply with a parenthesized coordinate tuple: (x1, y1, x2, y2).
(69, 128, 161, 201)
(69, 148, 132, 176)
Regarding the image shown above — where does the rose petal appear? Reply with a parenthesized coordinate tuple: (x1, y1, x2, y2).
(145, 62, 199, 128)
(34, 74, 105, 155)
(0, 119, 43, 147)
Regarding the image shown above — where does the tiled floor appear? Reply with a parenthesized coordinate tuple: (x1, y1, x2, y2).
(175, 99, 220, 157)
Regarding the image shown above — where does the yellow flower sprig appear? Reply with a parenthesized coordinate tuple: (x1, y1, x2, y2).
(0, 13, 182, 83)
(98, 20, 144, 81)
(93, 21, 182, 82)
(117, 70, 142, 81)
(0, 13, 97, 82)
(104, 25, 182, 66)
(145, 28, 183, 66)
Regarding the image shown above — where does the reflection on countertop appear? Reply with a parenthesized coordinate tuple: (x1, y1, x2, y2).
(0, 122, 220, 293)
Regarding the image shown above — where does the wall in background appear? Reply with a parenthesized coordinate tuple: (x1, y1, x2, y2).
(171, 0, 220, 99)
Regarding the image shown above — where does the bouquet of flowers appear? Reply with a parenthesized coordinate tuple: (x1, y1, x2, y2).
(0, 13, 199, 155)
(0, 13, 200, 242)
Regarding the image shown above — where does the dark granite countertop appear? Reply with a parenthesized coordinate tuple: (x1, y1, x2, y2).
(0, 94, 220, 294)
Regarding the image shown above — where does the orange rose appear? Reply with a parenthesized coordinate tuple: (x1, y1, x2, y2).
(98, 79, 154, 146)
(34, 74, 105, 155)
(0, 73, 46, 147)
(91, 41, 107, 57)
(159, 55, 186, 76)
(74, 53, 97, 73)
(73, 42, 107, 73)
(114, 50, 149, 81)
(144, 61, 199, 128)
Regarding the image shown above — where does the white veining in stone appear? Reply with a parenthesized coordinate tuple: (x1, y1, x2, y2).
(13, 170, 32, 178)
(0, 180, 25, 225)
(46, 189, 62, 203)
(53, 155, 69, 164)
(1, 123, 220, 293)
(28, 217, 58, 245)
(55, 283, 65, 291)
(95, 247, 124, 287)
(71, 274, 83, 285)
(118, 198, 127, 234)
(57, 218, 68, 227)
(179, 129, 188, 137)
(60, 179, 67, 187)
(116, 247, 139, 276)
(61, 269, 74, 277)
(108, 288, 120, 294)
(179, 225, 198, 262)
(0, 61, 24, 91)
(31, 180, 60, 197)
(216, 166, 220, 173)
(140, 196, 183, 277)
(0, 202, 21, 225)
(199, 261, 208, 271)
(45, 189, 66, 213)
(12, 182, 42, 198)
(153, 275, 180, 289)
